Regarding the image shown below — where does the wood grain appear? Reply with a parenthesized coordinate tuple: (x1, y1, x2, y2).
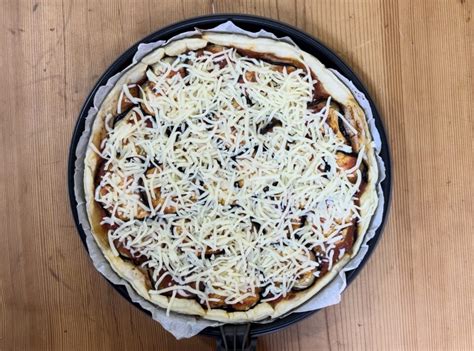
(0, 0, 472, 350)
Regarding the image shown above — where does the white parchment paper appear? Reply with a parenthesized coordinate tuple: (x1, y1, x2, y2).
(73, 21, 386, 339)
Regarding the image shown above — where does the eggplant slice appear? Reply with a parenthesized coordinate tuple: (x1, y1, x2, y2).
(139, 80, 159, 116)
(145, 166, 177, 214)
(206, 289, 261, 311)
(231, 288, 261, 311)
(118, 84, 140, 114)
(97, 173, 149, 221)
(293, 251, 317, 291)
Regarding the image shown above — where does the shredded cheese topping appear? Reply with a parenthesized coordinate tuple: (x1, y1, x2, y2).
(93, 46, 363, 309)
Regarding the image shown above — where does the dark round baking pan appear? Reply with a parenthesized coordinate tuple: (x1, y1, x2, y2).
(68, 14, 392, 350)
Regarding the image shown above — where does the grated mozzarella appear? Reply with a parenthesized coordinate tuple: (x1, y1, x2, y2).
(93, 47, 364, 307)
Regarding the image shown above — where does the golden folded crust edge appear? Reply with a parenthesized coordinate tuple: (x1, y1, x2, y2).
(83, 32, 379, 322)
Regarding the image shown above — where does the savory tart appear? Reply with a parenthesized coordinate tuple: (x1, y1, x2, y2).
(83, 32, 378, 322)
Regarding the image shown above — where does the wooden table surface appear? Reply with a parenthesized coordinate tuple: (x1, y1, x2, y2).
(1, 1, 472, 350)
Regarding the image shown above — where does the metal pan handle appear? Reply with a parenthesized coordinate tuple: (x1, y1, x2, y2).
(216, 324, 257, 351)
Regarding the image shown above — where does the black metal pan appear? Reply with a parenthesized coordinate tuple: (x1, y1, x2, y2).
(67, 14, 392, 351)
